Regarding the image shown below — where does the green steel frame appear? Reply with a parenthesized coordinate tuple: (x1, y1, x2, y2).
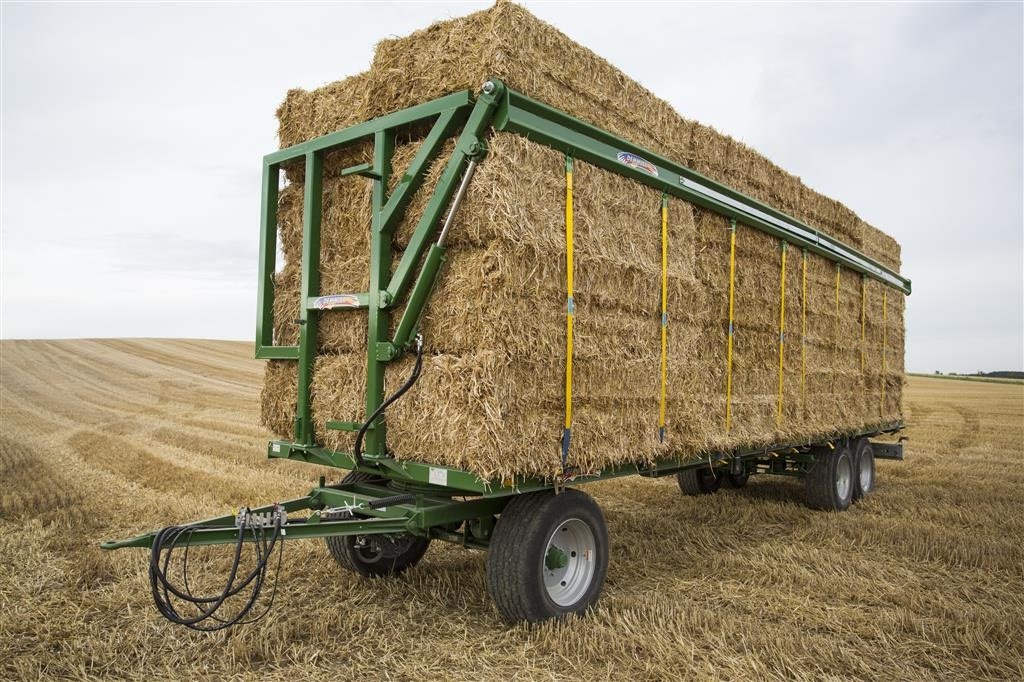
(105, 79, 907, 552)
(102, 478, 508, 550)
(493, 89, 911, 293)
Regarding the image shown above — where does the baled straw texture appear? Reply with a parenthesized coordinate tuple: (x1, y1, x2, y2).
(260, 2, 904, 481)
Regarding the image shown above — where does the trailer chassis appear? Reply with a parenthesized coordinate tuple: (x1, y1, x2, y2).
(102, 427, 904, 552)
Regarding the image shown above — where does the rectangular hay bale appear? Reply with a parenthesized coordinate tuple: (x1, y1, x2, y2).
(260, 2, 905, 481)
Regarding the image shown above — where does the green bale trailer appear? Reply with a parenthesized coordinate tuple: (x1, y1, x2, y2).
(104, 80, 909, 628)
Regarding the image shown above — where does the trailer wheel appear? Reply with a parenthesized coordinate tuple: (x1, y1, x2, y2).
(486, 489, 609, 624)
(325, 471, 430, 577)
(723, 471, 749, 488)
(676, 467, 721, 495)
(852, 438, 876, 501)
(804, 445, 854, 511)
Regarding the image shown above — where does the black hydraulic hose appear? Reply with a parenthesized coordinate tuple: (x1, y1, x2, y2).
(353, 334, 424, 467)
(148, 509, 284, 631)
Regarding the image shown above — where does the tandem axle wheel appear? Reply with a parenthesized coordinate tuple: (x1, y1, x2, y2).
(674, 439, 879, 512)
(485, 489, 609, 624)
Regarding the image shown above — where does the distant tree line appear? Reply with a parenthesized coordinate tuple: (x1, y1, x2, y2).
(933, 370, 1024, 380)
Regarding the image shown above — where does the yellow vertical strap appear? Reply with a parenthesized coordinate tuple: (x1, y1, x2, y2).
(776, 241, 788, 428)
(800, 249, 807, 413)
(560, 156, 574, 467)
(724, 220, 737, 434)
(834, 263, 841, 350)
(658, 195, 669, 442)
(860, 275, 866, 372)
(881, 289, 888, 416)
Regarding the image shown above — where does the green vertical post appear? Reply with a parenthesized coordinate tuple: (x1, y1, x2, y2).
(295, 151, 323, 445)
(365, 130, 395, 457)
(255, 161, 280, 351)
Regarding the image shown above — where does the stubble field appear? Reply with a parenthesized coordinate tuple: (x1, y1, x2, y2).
(1, 339, 1021, 680)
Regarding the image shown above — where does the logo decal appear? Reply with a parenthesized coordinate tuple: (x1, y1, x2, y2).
(313, 294, 360, 310)
(616, 151, 658, 177)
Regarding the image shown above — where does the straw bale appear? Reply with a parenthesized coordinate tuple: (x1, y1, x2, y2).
(260, 2, 905, 480)
(276, 71, 373, 150)
(862, 222, 902, 271)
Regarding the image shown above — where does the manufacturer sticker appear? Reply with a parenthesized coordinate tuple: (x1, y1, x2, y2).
(313, 294, 360, 310)
(616, 151, 659, 177)
(428, 467, 448, 487)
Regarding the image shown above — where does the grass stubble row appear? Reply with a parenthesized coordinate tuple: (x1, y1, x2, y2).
(1, 340, 1020, 679)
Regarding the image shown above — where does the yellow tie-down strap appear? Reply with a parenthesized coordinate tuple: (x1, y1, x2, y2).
(801, 249, 808, 413)
(658, 195, 669, 442)
(560, 156, 575, 469)
(881, 289, 888, 415)
(776, 241, 788, 427)
(724, 219, 737, 434)
(860, 275, 867, 372)
(834, 263, 841, 351)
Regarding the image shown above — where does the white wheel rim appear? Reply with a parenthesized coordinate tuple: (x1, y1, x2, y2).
(836, 454, 852, 500)
(543, 518, 596, 607)
(859, 451, 873, 492)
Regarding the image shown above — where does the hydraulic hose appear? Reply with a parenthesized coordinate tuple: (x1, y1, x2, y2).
(353, 334, 424, 467)
(148, 507, 285, 631)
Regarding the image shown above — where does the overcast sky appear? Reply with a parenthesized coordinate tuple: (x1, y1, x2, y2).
(2, 1, 1021, 373)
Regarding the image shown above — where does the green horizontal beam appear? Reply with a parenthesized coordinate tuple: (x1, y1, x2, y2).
(256, 345, 298, 360)
(102, 517, 410, 550)
(492, 82, 911, 295)
(266, 420, 903, 495)
(325, 420, 372, 432)
(102, 483, 512, 551)
(340, 162, 379, 179)
(308, 485, 508, 529)
(100, 496, 315, 550)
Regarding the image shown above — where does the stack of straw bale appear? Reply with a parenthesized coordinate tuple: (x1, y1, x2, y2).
(261, 2, 905, 481)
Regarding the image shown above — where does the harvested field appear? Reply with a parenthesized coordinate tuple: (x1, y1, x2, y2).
(1, 339, 1022, 680)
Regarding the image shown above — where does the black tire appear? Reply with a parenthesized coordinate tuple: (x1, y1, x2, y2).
(851, 437, 876, 501)
(804, 444, 854, 511)
(486, 489, 609, 624)
(723, 471, 749, 488)
(325, 471, 431, 577)
(677, 467, 721, 495)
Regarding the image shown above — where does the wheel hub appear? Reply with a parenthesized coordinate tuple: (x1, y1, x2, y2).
(836, 456, 852, 500)
(859, 453, 872, 491)
(542, 518, 596, 607)
(545, 545, 569, 570)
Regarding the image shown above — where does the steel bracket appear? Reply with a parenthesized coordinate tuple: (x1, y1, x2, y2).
(340, 162, 381, 179)
(873, 441, 904, 461)
(375, 341, 400, 362)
